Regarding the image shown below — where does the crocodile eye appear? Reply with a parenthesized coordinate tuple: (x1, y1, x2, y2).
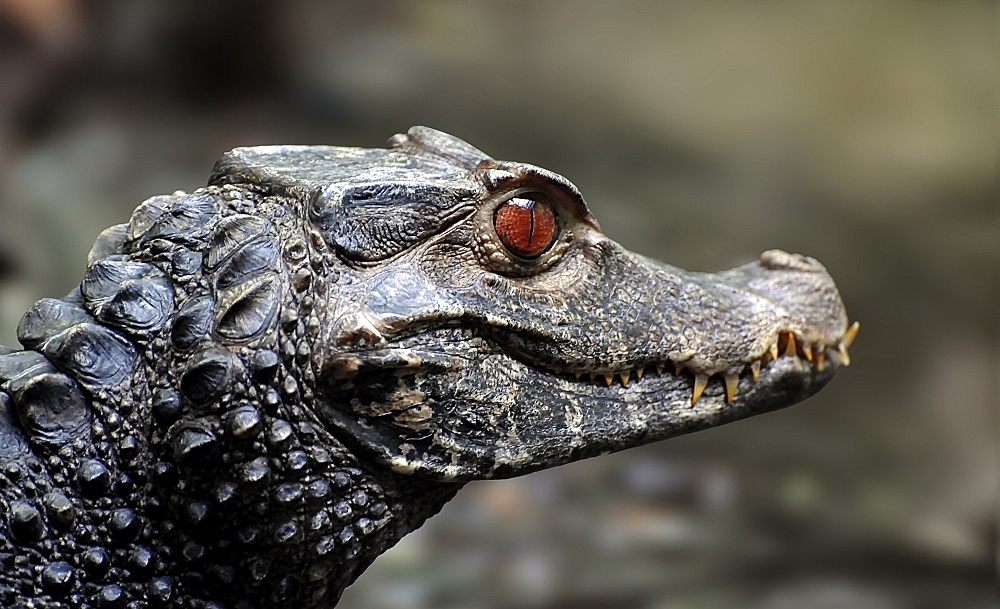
(493, 195, 557, 259)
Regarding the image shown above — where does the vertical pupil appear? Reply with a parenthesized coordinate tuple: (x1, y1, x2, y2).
(515, 199, 536, 247)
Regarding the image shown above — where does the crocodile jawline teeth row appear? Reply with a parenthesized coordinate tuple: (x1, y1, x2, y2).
(548, 321, 859, 405)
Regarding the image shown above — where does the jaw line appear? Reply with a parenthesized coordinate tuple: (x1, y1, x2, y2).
(497, 322, 853, 405)
(321, 315, 856, 409)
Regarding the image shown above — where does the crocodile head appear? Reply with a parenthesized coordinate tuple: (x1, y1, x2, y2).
(213, 126, 857, 482)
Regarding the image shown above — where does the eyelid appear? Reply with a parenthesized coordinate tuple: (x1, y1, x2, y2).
(315, 182, 478, 264)
(478, 160, 599, 231)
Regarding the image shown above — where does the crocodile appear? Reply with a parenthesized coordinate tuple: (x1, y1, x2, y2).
(0, 127, 857, 608)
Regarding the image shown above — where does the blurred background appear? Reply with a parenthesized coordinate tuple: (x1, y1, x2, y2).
(0, 1, 996, 607)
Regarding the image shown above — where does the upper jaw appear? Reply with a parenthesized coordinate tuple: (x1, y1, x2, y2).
(320, 244, 856, 408)
(498, 248, 856, 404)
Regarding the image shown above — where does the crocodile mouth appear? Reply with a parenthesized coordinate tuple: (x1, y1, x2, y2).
(323, 317, 859, 406)
(329, 321, 861, 406)
(530, 322, 859, 404)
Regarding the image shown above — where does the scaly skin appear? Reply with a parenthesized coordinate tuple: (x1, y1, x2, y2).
(0, 127, 856, 608)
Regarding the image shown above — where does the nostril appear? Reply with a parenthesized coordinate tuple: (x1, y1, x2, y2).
(759, 249, 825, 273)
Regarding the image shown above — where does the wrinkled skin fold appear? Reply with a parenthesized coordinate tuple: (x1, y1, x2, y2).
(0, 127, 855, 608)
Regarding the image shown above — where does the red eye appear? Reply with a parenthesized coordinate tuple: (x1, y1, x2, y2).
(493, 196, 557, 259)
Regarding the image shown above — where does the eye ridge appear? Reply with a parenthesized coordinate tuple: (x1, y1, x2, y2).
(493, 196, 557, 260)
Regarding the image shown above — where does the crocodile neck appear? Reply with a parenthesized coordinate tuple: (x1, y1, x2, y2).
(0, 185, 461, 608)
(121, 187, 463, 606)
(0, 365, 458, 608)
(136, 379, 460, 607)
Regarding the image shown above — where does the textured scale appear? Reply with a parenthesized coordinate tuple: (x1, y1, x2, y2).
(7, 370, 90, 446)
(179, 347, 239, 404)
(16, 298, 94, 350)
(215, 272, 282, 342)
(215, 236, 280, 289)
(205, 213, 273, 270)
(0, 350, 91, 447)
(0, 127, 853, 608)
(0, 390, 30, 456)
(95, 273, 175, 335)
(42, 322, 137, 391)
(171, 295, 216, 350)
(135, 192, 221, 246)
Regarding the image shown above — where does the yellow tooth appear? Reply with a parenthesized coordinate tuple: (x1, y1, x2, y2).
(770, 342, 779, 360)
(656, 364, 665, 375)
(635, 367, 644, 380)
(589, 372, 596, 381)
(724, 373, 739, 403)
(574, 371, 583, 379)
(816, 349, 826, 371)
(843, 321, 860, 349)
(802, 343, 813, 361)
(784, 332, 797, 357)
(620, 371, 630, 387)
(604, 373, 614, 386)
(838, 344, 851, 366)
(750, 360, 761, 381)
(675, 363, 682, 376)
(691, 375, 708, 405)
